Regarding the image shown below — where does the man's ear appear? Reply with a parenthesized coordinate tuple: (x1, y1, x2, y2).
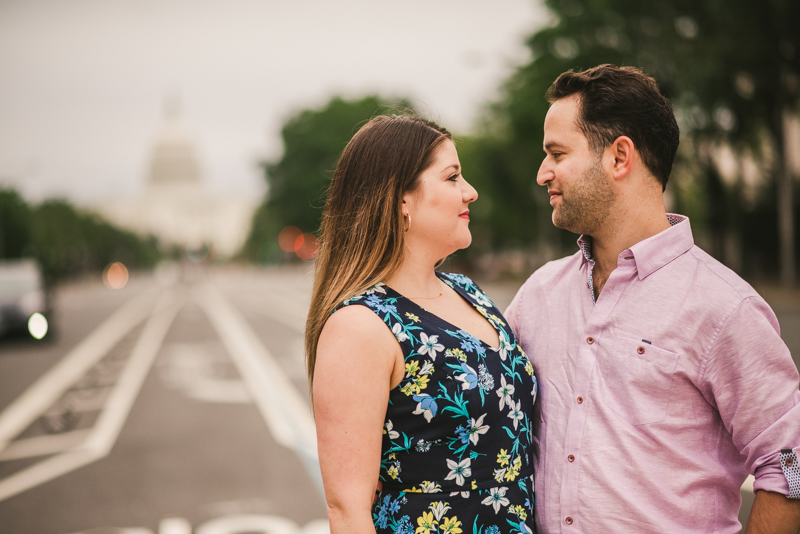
(609, 136, 635, 181)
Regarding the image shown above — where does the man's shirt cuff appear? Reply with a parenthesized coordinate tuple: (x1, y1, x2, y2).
(780, 449, 800, 499)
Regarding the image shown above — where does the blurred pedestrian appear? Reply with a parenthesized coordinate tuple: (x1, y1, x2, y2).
(506, 64, 800, 533)
(307, 115, 538, 534)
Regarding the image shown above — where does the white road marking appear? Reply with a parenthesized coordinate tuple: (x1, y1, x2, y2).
(64, 515, 328, 534)
(158, 343, 251, 404)
(0, 292, 182, 502)
(195, 514, 303, 534)
(0, 429, 90, 461)
(0, 287, 161, 451)
(158, 518, 192, 534)
(196, 284, 321, 491)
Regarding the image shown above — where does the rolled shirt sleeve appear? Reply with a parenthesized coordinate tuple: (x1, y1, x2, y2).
(700, 296, 800, 498)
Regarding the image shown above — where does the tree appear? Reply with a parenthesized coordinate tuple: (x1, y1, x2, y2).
(481, 0, 799, 282)
(241, 95, 413, 263)
(0, 189, 161, 281)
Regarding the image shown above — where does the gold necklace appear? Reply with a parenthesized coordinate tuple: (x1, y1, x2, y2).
(406, 280, 444, 300)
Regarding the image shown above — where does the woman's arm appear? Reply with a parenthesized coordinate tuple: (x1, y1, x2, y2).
(313, 305, 403, 534)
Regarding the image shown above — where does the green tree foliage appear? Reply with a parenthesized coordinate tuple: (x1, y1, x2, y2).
(0, 189, 161, 281)
(241, 95, 413, 263)
(467, 0, 799, 278)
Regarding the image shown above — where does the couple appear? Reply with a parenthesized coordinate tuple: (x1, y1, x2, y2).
(307, 65, 800, 533)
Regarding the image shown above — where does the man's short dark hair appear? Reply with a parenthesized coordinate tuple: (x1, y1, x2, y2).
(546, 64, 680, 191)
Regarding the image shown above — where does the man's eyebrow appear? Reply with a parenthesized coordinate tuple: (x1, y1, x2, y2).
(544, 141, 566, 152)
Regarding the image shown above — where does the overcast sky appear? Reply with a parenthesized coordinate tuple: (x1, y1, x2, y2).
(0, 0, 549, 205)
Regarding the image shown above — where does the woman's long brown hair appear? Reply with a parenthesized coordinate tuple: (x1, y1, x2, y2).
(305, 115, 451, 399)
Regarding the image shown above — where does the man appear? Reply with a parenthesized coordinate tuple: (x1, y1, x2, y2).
(505, 64, 800, 533)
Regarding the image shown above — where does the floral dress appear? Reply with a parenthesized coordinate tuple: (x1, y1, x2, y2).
(337, 272, 537, 534)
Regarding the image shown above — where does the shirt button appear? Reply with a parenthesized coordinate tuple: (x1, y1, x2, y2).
(637, 346, 645, 355)
(586, 336, 594, 344)
(565, 517, 574, 525)
(577, 396, 584, 404)
(568, 454, 575, 462)
(787, 457, 795, 467)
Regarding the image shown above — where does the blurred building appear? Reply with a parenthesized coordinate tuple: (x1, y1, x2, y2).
(100, 104, 254, 257)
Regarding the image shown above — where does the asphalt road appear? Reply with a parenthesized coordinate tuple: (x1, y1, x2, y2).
(0, 265, 797, 534)
(0, 265, 325, 534)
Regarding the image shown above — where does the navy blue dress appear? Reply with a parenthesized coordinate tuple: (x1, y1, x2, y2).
(336, 272, 537, 534)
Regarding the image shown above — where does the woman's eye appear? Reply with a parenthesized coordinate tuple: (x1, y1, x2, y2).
(448, 173, 460, 182)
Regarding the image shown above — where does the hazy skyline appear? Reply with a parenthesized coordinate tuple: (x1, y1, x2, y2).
(0, 0, 548, 206)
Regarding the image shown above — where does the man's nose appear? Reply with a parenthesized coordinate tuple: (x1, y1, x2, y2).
(536, 159, 552, 186)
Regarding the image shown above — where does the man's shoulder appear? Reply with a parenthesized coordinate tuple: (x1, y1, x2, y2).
(685, 245, 761, 303)
(517, 251, 582, 296)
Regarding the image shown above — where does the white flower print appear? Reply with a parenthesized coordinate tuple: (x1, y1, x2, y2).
(497, 330, 514, 361)
(444, 458, 471, 486)
(481, 486, 510, 513)
(508, 399, 524, 430)
(467, 414, 490, 445)
(384, 420, 399, 440)
(496, 375, 515, 410)
(429, 500, 451, 521)
(391, 322, 408, 342)
(419, 481, 442, 493)
(364, 283, 387, 295)
(418, 360, 434, 376)
(418, 332, 445, 360)
(471, 290, 493, 307)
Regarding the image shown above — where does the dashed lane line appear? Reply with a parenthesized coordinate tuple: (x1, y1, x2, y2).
(0, 292, 183, 502)
(0, 287, 162, 452)
(196, 284, 322, 494)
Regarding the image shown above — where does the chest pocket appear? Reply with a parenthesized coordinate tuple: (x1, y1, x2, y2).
(596, 334, 679, 425)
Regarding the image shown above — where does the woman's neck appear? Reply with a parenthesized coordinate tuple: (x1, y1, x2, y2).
(383, 249, 443, 299)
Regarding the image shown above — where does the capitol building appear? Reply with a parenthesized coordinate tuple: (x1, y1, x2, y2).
(100, 106, 255, 257)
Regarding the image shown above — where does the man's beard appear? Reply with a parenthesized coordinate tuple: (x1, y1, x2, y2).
(552, 156, 616, 236)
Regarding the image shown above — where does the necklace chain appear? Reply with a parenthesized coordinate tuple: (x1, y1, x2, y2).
(406, 280, 444, 300)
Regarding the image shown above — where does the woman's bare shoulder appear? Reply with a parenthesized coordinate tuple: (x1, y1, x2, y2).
(319, 304, 398, 351)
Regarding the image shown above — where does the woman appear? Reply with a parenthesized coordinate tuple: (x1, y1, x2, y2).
(307, 115, 537, 534)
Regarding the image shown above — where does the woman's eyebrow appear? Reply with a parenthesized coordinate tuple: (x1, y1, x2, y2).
(440, 163, 461, 173)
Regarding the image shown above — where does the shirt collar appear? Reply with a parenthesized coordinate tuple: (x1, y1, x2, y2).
(577, 214, 694, 280)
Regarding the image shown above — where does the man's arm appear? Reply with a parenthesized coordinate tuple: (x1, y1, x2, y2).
(701, 297, 800, 530)
(746, 490, 800, 534)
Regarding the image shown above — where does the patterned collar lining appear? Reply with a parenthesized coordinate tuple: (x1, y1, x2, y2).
(578, 214, 686, 304)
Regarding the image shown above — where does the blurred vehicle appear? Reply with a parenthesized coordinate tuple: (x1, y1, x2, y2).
(0, 258, 51, 339)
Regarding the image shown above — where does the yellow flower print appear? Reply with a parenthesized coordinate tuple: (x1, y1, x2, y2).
(400, 382, 416, 396)
(405, 360, 420, 377)
(406, 312, 420, 323)
(489, 314, 506, 327)
(512, 505, 528, 521)
(406, 487, 422, 493)
(497, 449, 510, 467)
(441, 516, 462, 534)
(524, 360, 535, 376)
(504, 456, 521, 481)
(451, 348, 467, 362)
(387, 464, 400, 479)
(476, 306, 488, 317)
(415, 374, 430, 391)
(516, 344, 527, 358)
(416, 511, 437, 534)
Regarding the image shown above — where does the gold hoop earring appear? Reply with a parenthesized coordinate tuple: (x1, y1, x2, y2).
(404, 213, 411, 232)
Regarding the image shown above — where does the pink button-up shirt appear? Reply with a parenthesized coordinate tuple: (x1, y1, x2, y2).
(505, 215, 800, 533)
